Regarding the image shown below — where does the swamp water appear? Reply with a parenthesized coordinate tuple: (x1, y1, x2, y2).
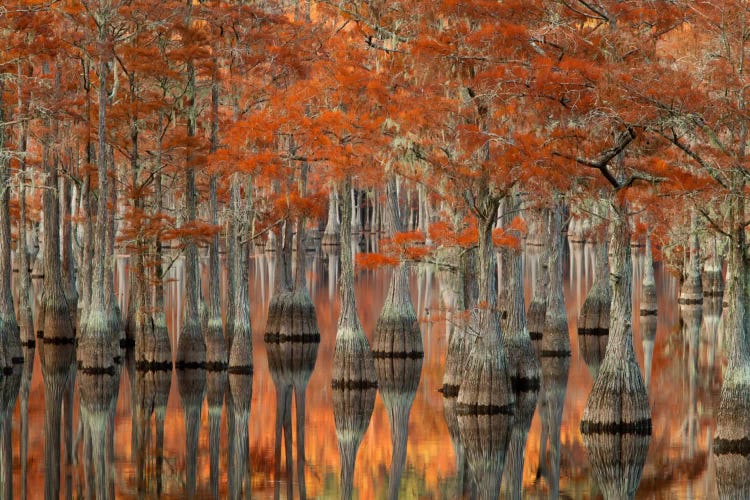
(5, 241, 721, 498)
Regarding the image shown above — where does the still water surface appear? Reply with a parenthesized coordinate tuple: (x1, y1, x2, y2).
(9, 241, 716, 498)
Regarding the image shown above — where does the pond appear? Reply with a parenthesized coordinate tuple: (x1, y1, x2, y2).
(6, 240, 717, 498)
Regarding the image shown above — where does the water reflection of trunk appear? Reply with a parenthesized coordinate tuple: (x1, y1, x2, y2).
(19, 345, 34, 500)
(582, 431, 650, 499)
(640, 235, 658, 391)
(457, 410, 513, 500)
(132, 357, 171, 498)
(177, 367, 207, 498)
(332, 176, 377, 500)
(42, 342, 74, 500)
(681, 305, 702, 461)
(578, 242, 611, 379)
(228, 370, 253, 500)
(266, 319, 294, 500)
(78, 360, 120, 500)
(207, 369, 227, 499)
(373, 262, 424, 500)
(539, 356, 570, 498)
(0, 364, 21, 499)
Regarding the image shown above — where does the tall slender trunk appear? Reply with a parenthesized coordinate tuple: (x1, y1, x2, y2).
(541, 199, 570, 355)
(78, 22, 116, 369)
(228, 174, 253, 372)
(177, 0, 206, 366)
(0, 83, 21, 367)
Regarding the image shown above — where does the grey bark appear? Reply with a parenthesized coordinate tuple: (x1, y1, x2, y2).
(581, 202, 651, 433)
(541, 199, 570, 356)
(0, 86, 21, 368)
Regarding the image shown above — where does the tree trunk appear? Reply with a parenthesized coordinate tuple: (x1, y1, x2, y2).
(457, 194, 514, 415)
(0, 88, 21, 368)
(228, 174, 253, 374)
(541, 199, 570, 356)
(679, 211, 703, 305)
(581, 202, 651, 433)
(78, 26, 116, 370)
(177, 0, 206, 367)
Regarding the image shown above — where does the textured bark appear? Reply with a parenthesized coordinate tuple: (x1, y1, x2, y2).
(439, 246, 475, 398)
(177, 0, 206, 367)
(332, 176, 376, 500)
(177, 367, 207, 498)
(228, 175, 253, 374)
(60, 175, 78, 308)
(578, 241, 611, 379)
(503, 237, 541, 393)
(457, 194, 514, 414)
(16, 70, 35, 349)
(206, 174, 227, 367)
(679, 211, 703, 305)
(582, 431, 650, 499)
(78, 31, 117, 369)
(137, 141, 172, 368)
(581, 204, 651, 433)
(541, 200, 570, 357)
(714, 196, 750, 455)
(322, 189, 341, 246)
(0, 89, 22, 368)
(332, 176, 377, 389)
(703, 235, 724, 298)
(527, 211, 549, 354)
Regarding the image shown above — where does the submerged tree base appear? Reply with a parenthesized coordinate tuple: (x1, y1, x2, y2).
(580, 359, 652, 434)
(176, 319, 207, 369)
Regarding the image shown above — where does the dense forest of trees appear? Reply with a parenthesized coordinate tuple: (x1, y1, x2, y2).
(2, 0, 750, 499)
